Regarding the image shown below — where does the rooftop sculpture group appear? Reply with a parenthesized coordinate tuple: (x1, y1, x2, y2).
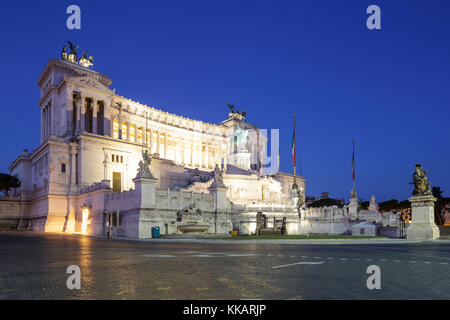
(227, 103, 247, 120)
(61, 41, 94, 68)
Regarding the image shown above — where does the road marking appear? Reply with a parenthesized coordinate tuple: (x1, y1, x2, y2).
(440, 262, 448, 265)
(423, 262, 431, 264)
(380, 259, 388, 262)
(192, 254, 216, 257)
(290, 256, 296, 258)
(140, 254, 175, 258)
(314, 257, 322, 259)
(301, 256, 308, 258)
(340, 258, 348, 261)
(272, 261, 325, 269)
(393, 260, 401, 263)
(226, 254, 256, 257)
(409, 261, 417, 263)
(327, 257, 334, 260)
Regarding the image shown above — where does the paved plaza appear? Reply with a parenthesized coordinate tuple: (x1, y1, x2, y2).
(0, 232, 449, 299)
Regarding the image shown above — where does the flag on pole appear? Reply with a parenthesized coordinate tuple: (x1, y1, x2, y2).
(292, 114, 296, 166)
(352, 140, 355, 182)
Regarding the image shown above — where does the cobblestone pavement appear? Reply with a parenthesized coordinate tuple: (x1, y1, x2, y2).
(1, 232, 449, 299)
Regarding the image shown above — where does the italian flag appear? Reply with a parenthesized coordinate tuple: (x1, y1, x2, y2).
(292, 115, 295, 165)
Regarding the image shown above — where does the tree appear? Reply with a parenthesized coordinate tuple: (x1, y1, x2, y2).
(0, 173, 21, 196)
(432, 186, 443, 199)
(432, 186, 446, 225)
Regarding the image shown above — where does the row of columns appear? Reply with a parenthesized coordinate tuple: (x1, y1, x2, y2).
(112, 117, 226, 169)
(73, 93, 105, 135)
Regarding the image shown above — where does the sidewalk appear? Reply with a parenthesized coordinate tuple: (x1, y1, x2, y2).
(2, 231, 450, 245)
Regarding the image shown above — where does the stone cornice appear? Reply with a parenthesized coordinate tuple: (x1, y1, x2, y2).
(37, 58, 112, 87)
(113, 94, 228, 136)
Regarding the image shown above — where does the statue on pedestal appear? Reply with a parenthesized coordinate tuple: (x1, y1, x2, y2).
(412, 164, 432, 196)
(136, 150, 155, 179)
(369, 194, 379, 212)
(296, 188, 305, 213)
(231, 124, 249, 153)
(211, 164, 226, 188)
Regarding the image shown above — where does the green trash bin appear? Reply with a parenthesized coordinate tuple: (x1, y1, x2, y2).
(152, 226, 160, 238)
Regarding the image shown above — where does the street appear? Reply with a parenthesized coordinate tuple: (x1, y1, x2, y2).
(0, 232, 449, 299)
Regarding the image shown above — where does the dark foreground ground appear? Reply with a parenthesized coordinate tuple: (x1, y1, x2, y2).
(0, 232, 449, 299)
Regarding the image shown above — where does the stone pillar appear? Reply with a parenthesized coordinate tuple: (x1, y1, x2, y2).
(66, 89, 73, 136)
(126, 123, 130, 141)
(177, 137, 182, 164)
(80, 95, 85, 132)
(157, 131, 161, 155)
(181, 139, 186, 165)
(208, 184, 231, 234)
(164, 133, 168, 159)
(118, 118, 122, 139)
(92, 98, 98, 134)
(223, 144, 227, 171)
(70, 149, 76, 184)
(104, 99, 111, 137)
(407, 195, 440, 240)
(214, 144, 218, 168)
(191, 140, 194, 166)
(205, 143, 209, 169)
(147, 129, 154, 154)
(199, 141, 203, 167)
(41, 108, 44, 142)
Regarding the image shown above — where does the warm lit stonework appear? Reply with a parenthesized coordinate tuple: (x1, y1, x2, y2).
(8, 57, 305, 237)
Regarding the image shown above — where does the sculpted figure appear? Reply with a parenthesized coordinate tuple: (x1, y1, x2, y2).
(296, 188, 305, 212)
(231, 125, 249, 152)
(227, 103, 235, 114)
(61, 45, 67, 60)
(67, 41, 79, 63)
(79, 50, 94, 68)
(136, 150, 155, 179)
(412, 164, 432, 196)
(212, 164, 226, 187)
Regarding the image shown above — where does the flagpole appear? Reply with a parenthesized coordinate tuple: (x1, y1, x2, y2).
(293, 114, 296, 178)
(352, 139, 356, 199)
(292, 114, 298, 190)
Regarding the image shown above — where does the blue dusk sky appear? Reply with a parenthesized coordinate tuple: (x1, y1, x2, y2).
(0, 0, 449, 201)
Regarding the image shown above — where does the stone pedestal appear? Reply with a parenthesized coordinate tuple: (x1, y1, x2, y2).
(407, 195, 440, 240)
(208, 185, 230, 213)
(133, 176, 157, 208)
(227, 152, 251, 170)
(349, 197, 358, 219)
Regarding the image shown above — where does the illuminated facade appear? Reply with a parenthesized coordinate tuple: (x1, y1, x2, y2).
(9, 56, 305, 237)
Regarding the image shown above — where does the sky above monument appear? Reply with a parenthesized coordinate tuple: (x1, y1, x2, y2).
(0, 0, 449, 202)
